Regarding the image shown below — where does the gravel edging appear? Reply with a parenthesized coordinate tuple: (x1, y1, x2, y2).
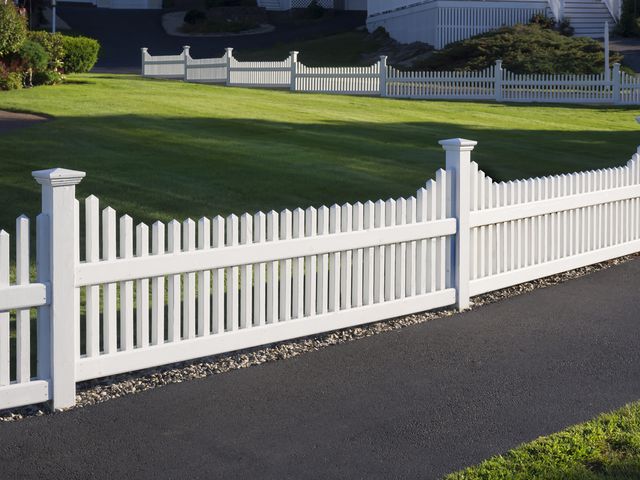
(2, 253, 638, 422)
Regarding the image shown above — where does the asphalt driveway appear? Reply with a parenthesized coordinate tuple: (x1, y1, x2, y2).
(57, 5, 366, 71)
(1, 258, 640, 479)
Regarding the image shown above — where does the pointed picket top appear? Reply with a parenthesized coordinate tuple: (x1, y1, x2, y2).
(33, 168, 86, 187)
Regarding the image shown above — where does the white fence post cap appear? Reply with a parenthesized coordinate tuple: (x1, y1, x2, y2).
(439, 138, 478, 151)
(32, 168, 86, 187)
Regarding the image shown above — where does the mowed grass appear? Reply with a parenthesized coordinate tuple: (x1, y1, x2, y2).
(235, 30, 384, 66)
(446, 402, 640, 480)
(0, 73, 639, 234)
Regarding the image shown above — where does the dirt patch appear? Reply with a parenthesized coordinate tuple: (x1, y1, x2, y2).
(0, 110, 49, 134)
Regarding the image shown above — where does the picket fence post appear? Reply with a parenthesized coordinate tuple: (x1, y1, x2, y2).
(140, 47, 148, 77)
(440, 138, 476, 310)
(612, 62, 621, 104)
(225, 47, 234, 86)
(494, 60, 503, 102)
(379, 55, 388, 97)
(32, 168, 85, 410)
(290, 50, 299, 92)
(182, 45, 190, 81)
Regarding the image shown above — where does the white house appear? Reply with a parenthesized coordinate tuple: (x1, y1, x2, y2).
(366, 0, 618, 49)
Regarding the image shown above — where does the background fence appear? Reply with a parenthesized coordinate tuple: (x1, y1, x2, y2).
(2, 140, 640, 412)
(141, 47, 640, 105)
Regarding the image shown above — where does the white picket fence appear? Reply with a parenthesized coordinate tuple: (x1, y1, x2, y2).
(2, 140, 640, 412)
(141, 47, 640, 104)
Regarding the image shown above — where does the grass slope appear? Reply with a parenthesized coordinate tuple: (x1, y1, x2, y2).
(446, 402, 640, 479)
(0, 74, 638, 233)
(236, 30, 384, 66)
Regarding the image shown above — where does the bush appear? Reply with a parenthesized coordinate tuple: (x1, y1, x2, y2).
(18, 39, 49, 86)
(62, 35, 100, 73)
(0, 64, 23, 90)
(557, 18, 575, 37)
(530, 13, 555, 29)
(19, 40, 49, 72)
(184, 9, 206, 24)
(416, 24, 622, 74)
(617, 0, 640, 36)
(32, 69, 63, 86)
(28, 31, 65, 72)
(0, 2, 27, 57)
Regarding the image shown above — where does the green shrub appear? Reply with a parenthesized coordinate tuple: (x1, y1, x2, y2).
(617, 0, 640, 36)
(32, 69, 63, 86)
(0, 2, 27, 57)
(557, 18, 575, 36)
(62, 35, 100, 73)
(28, 31, 65, 72)
(19, 40, 49, 72)
(416, 24, 621, 74)
(18, 40, 49, 86)
(530, 12, 555, 29)
(0, 66, 23, 90)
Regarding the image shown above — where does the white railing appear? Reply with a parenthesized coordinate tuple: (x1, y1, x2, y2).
(142, 48, 636, 105)
(3, 141, 640, 412)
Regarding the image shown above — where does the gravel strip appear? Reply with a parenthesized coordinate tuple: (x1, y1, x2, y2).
(2, 253, 637, 422)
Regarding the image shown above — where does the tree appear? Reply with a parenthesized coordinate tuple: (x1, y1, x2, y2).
(0, 2, 27, 57)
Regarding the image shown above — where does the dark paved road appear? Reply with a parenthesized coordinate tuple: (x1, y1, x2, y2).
(2, 259, 640, 479)
(57, 5, 366, 71)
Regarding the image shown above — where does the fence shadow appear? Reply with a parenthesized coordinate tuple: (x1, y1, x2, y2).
(2, 113, 640, 231)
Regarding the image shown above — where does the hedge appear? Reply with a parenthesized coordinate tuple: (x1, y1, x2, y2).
(62, 35, 100, 73)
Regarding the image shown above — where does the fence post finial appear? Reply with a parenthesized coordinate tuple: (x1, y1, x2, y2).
(290, 51, 299, 92)
(32, 167, 86, 410)
(379, 55, 388, 98)
(439, 138, 476, 310)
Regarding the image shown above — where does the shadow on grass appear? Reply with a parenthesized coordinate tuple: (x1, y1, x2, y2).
(0, 112, 639, 233)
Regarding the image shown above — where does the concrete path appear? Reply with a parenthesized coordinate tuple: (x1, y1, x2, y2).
(1, 259, 640, 479)
(57, 5, 366, 71)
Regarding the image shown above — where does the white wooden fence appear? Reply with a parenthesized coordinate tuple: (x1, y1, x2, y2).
(141, 47, 640, 105)
(2, 140, 640, 412)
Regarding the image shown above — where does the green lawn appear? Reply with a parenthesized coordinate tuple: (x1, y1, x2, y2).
(235, 30, 385, 66)
(446, 402, 640, 479)
(0, 73, 639, 236)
